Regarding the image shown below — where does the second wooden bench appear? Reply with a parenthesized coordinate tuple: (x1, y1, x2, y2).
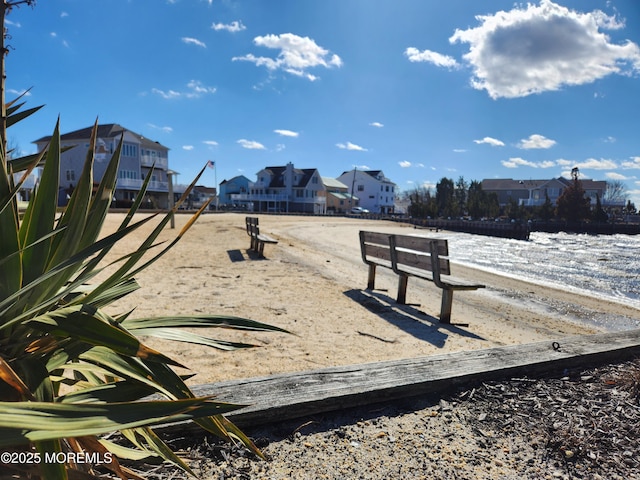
(359, 231, 485, 323)
(246, 217, 278, 257)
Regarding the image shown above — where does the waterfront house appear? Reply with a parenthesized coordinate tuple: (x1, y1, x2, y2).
(232, 162, 326, 214)
(219, 175, 251, 207)
(337, 169, 396, 214)
(34, 124, 171, 208)
(481, 177, 608, 208)
(322, 177, 358, 213)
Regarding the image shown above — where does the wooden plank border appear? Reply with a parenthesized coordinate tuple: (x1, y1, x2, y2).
(175, 329, 640, 430)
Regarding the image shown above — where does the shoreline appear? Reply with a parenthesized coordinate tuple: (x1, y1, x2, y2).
(98, 212, 638, 385)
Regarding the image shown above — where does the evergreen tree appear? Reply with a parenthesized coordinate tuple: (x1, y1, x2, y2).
(537, 193, 555, 220)
(435, 177, 454, 217)
(556, 168, 591, 222)
(592, 194, 608, 223)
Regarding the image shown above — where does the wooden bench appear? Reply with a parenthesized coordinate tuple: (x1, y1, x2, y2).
(245, 217, 278, 257)
(359, 231, 485, 323)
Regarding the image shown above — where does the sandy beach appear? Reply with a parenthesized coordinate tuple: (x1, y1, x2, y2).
(91, 212, 640, 479)
(100, 212, 637, 385)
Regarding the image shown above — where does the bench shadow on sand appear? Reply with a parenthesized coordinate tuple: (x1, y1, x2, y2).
(343, 289, 485, 348)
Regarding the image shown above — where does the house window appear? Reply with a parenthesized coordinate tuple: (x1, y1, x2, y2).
(357, 185, 364, 192)
(122, 143, 138, 158)
(65, 170, 75, 182)
(118, 170, 138, 180)
(312, 176, 318, 184)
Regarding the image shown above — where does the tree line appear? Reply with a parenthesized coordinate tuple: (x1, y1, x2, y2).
(405, 169, 637, 223)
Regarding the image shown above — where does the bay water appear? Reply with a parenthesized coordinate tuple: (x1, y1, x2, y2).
(443, 231, 640, 331)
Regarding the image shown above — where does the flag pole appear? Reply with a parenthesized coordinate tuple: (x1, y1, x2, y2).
(215, 162, 219, 211)
(207, 160, 218, 210)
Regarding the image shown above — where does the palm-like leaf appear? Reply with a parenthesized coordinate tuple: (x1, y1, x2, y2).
(0, 101, 288, 479)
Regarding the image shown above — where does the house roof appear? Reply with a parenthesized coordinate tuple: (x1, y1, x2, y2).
(328, 192, 357, 201)
(220, 175, 250, 185)
(33, 123, 169, 150)
(482, 177, 606, 191)
(263, 166, 318, 188)
(339, 169, 396, 185)
(322, 177, 348, 189)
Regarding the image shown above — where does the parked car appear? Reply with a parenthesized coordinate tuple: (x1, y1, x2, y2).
(351, 206, 369, 214)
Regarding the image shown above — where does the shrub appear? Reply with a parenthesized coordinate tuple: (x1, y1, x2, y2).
(0, 105, 287, 479)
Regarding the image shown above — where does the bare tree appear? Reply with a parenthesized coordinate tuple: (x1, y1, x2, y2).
(604, 179, 627, 205)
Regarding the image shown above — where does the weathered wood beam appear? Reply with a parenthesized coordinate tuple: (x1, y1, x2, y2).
(171, 329, 640, 431)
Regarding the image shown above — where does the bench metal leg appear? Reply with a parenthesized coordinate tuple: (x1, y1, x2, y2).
(440, 288, 454, 324)
(396, 274, 409, 304)
(366, 264, 377, 290)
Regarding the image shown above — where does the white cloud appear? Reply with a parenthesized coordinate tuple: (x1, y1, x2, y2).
(237, 139, 266, 150)
(474, 136, 505, 147)
(182, 37, 206, 48)
(622, 157, 640, 169)
(449, 0, 640, 99)
(502, 157, 555, 168)
(369, 122, 384, 128)
(404, 47, 460, 69)
(517, 134, 556, 149)
(152, 88, 181, 99)
(606, 172, 630, 180)
(399, 161, 412, 168)
(147, 123, 173, 133)
(203, 140, 219, 147)
(453, 149, 467, 153)
(7, 88, 31, 97)
(152, 80, 216, 99)
(274, 129, 299, 137)
(576, 158, 619, 170)
(185, 80, 217, 97)
(212, 20, 246, 33)
(182, 145, 194, 151)
(336, 142, 367, 152)
(233, 33, 342, 81)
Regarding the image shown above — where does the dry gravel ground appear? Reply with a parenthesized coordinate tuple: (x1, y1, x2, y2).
(125, 358, 640, 480)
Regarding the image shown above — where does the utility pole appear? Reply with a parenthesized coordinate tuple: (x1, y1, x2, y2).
(350, 167, 357, 211)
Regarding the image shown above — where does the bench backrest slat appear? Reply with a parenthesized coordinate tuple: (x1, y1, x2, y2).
(360, 231, 390, 246)
(391, 234, 448, 257)
(246, 217, 259, 236)
(390, 235, 451, 276)
(359, 231, 392, 265)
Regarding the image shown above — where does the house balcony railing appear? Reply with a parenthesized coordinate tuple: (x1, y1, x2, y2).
(116, 178, 168, 192)
(231, 193, 326, 204)
(140, 155, 168, 170)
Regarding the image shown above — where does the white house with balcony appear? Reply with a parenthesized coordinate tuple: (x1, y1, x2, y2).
(337, 169, 396, 214)
(34, 123, 170, 208)
(232, 162, 326, 214)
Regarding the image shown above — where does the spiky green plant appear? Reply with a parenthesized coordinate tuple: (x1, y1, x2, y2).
(0, 102, 287, 479)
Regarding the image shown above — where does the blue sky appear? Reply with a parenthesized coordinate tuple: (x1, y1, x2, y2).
(6, 0, 640, 205)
